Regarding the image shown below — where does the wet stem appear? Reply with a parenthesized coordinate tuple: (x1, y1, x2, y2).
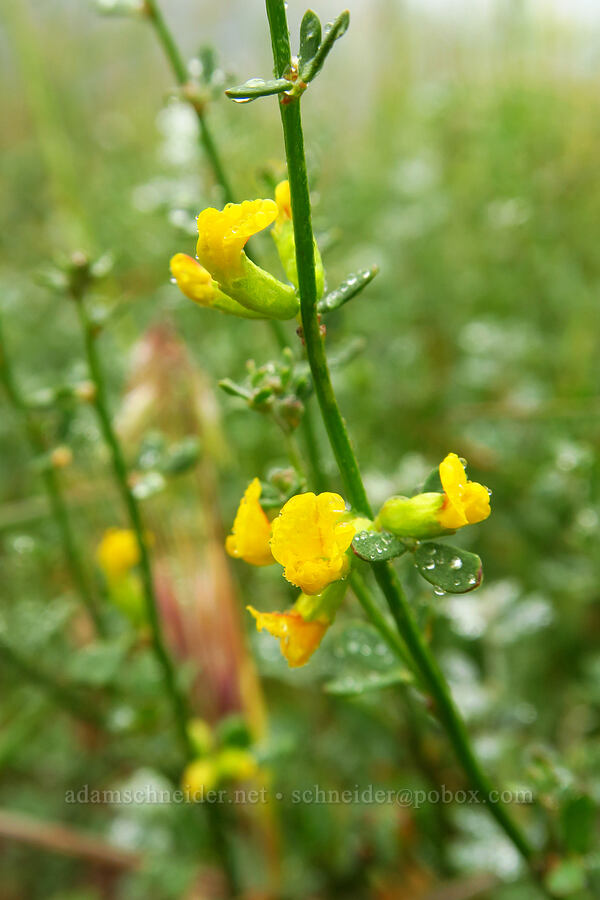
(73, 295, 193, 761)
(264, 0, 554, 892)
(73, 294, 241, 897)
(142, 0, 326, 491)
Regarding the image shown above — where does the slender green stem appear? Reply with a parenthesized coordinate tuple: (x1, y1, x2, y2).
(142, 0, 320, 492)
(373, 563, 535, 860)
(349, 571, 412, 672)
(0, 317, 102, 633)
(73, 298, 192, 761)
(299, 399, 328, 492)
(0, 635, 105, 728)
(265, 0, 545, 881)
(143, 0, 235, 204)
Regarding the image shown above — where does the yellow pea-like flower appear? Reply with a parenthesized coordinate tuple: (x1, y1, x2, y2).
(225, 478, 274, 567)
(182, 758, 220, 800)
(171, 197, 299, 319)
(437, 453, 491, 530)
(96, 528, 140, 581)
(247, 606, 329, 668)
(275, 179, 292, 222)
(217, 748, 258, 781)
(270, 492, 355, 595)
(169, 253, 264, 318)
(196, 199, 278, 275)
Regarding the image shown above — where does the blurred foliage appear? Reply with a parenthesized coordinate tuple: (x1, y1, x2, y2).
(0, 0, 599, 898)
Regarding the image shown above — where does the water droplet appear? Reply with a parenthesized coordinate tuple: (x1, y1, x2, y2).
(232, 97, 253, 104)
(450, 557, 463, 570)
(433, 587, 445, 597)
(347, 640, 359, 654)
(424, 561, 435, 570)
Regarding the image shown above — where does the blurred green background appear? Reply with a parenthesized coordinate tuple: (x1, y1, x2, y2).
(1, 1, 599, 898)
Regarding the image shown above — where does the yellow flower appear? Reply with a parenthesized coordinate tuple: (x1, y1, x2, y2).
(271, 179, 325, 298)
(270, 492, 355, 595)
(225, 478, 274, 567)
(182, 758, 219, 800)
(196, 199, 278, 275)
(96, 528, 140, 581)
(247, 606, 329, 668)
(217, 748, 258, 781)
(275, 179, 292, 222)
(437, 453, 491, 530)
(169, 253, 263, 318)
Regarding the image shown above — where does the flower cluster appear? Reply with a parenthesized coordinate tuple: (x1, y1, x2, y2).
(225, 453, 491, 668)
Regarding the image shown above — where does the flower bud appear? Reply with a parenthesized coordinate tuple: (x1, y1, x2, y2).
(50, 446, 73, 469)
(376, 493, 447, 539)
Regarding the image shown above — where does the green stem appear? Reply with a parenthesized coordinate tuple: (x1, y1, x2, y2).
(265, 0, 544, 880)
(74, 299, 192, 762)
(143, 0, 235, 204)
(300, 398, 328, 492)
(142, 0, 318, 493)
(0, 318, 102, 634)
(349, 571, 412, 672)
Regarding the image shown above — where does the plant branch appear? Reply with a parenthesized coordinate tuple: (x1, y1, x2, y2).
(143, 0, 235, 204)
(73, 297, 192, 762)
(264, 0, 549, 886)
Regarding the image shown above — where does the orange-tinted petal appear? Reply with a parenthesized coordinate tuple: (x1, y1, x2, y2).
(247, 606, 328, 667)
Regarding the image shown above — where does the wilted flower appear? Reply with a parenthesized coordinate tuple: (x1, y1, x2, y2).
(247, 606, 329, 668)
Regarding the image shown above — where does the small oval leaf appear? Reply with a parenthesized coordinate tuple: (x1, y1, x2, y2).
(352, 530, 406, 563)
(317, 266, 378, 314)
(302, 10, 350, 83)
(414, 542, 482, 594)
(299, 10, 322, 72)
(225, 77, 290, 101)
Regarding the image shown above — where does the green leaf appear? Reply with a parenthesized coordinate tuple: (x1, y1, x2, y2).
(225, 77, 290, 102)
(302, 10, 350, 83)
(414, 542, 483, 593)
(298, 10, 322, 74)
(324, 621, 412, 696)
(352, 530, 407, 562)
(218, 378, 252, 400)
(421, 465, 443, 493)
(317, 266, 378, 314)
(560, 794, 596, 855)
(545, 859, 587, 897)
